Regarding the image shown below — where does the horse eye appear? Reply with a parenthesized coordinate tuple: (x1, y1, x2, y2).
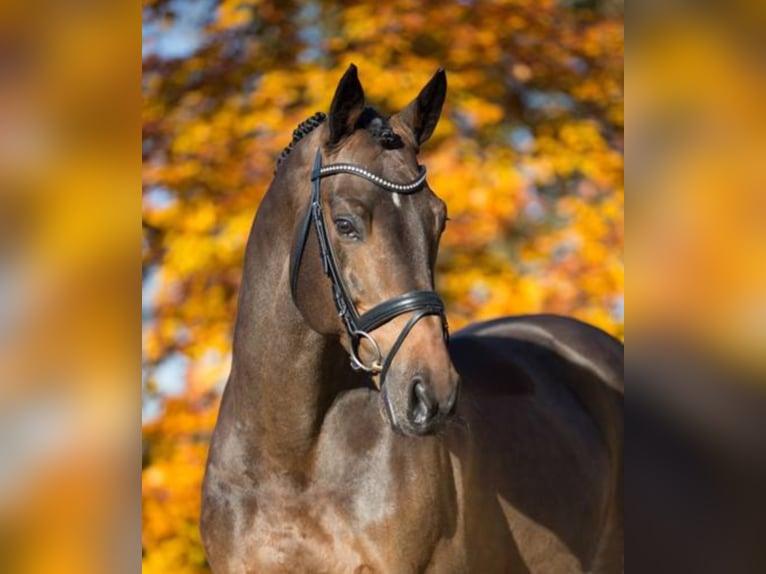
(334, 217, 358, 238)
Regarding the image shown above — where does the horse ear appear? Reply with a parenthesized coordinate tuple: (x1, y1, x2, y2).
(328, 64, 365, 145)
(396, 68, 447, 147)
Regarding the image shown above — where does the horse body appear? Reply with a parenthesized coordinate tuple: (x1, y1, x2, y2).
(203, 319, 621, 573)
(201, 66, 623, 573)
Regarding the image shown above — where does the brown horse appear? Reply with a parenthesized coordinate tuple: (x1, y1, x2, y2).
(201, 65, 623, 573)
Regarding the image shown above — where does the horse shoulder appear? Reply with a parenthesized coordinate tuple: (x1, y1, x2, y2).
(202, 444, 374, 572)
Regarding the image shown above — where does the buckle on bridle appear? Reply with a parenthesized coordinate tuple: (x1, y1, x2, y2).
(349, 330, 383, 374)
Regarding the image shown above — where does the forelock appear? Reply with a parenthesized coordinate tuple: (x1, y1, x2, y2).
(357, 107, 403, 149)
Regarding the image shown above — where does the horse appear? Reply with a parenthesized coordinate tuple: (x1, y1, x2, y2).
(201, 65, 623, 573)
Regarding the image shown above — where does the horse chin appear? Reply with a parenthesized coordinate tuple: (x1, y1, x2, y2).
(391, 418, 446, 438)
(398, 421, 445, 437)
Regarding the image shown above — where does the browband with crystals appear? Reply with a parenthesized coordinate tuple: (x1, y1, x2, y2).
(312, 163, 427, 194)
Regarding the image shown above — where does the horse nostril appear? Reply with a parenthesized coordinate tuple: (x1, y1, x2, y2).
(410, 378, 438, 426)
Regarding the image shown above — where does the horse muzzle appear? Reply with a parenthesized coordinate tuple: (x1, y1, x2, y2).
(382, 364, 460, 436)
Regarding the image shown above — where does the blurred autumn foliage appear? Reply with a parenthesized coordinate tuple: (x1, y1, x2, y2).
(142, 0, 623, 571)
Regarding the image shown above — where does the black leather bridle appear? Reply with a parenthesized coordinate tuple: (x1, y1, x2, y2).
(290, 148, 448, 386)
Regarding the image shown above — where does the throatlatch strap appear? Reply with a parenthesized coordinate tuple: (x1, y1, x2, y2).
(290, 194, 315, 302)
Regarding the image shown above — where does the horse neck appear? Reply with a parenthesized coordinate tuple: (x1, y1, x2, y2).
(223, 159, 355, 481)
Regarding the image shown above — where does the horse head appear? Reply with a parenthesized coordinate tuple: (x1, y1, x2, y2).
(288, 65, 459, 436)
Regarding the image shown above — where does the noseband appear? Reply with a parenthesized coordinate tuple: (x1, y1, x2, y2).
(290, 148, 448, 386)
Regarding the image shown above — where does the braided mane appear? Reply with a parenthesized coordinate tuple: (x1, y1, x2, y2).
(274, 111, 327, 174)
(274, 108, 404, 174)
